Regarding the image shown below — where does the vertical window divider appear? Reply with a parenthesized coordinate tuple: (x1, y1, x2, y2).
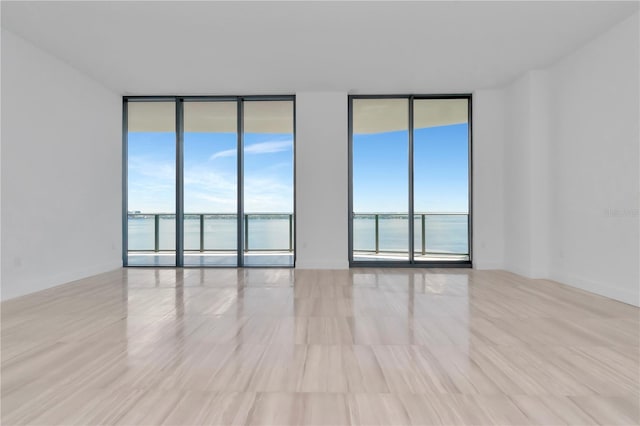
(347, 97, 354, 265)
(408, 96, 415, 263)
(237, 99, 245, 267)
(176, 98, 185, 267)
(122, 99, 129, 267)
(292, 97, 298, 266)
(467, 97, 474, 264)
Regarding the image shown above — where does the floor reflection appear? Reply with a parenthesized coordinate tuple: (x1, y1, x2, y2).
(2, 268, 638, 425)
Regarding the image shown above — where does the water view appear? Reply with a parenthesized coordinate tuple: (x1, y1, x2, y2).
(128, 214, 468, 254)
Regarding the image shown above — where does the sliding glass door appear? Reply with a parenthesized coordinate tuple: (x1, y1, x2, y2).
(352, 98, 409, 262)
(124, 96, 295, 268)
(243, 101, 295, 267)
(183, 101, 238, 266)
(349, 95, 471, 266)
(413, 99, 469, 262)
(126, 101, 176, 266)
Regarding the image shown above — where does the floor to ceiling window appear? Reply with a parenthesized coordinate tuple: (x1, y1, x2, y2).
(124, 96, 295, 268)
(351, 98, 410, 262)
(183, 100, 238, 266)
(349, 95, 471, 266)
(242, 100, 295, 267)
(125, 100, 177, 266)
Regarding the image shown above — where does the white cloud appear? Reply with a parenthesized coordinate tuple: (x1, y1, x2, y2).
(128, 156, 176, 182)
(208, 148, 236, 160)
(244, 176, 293, 212)
(209, 139, 292, 160)
(129, 150, 293, 213)
(245, 140, 292, 155)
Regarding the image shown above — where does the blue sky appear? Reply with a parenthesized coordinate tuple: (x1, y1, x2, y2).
(128, 123, 467, 214)
(128, 132, 293, 213)
(353, 123, 469, 213)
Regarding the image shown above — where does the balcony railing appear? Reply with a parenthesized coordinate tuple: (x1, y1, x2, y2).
(352, 213, 469, 256)
(127, 213, 293, 253)
(127, 212, 468, 257)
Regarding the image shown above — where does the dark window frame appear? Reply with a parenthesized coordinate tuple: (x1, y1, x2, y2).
(347, 94, 473, 268)
(122, 95, 296, 268)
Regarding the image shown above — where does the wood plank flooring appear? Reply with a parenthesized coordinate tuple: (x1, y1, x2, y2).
(1, 268, 638, 425)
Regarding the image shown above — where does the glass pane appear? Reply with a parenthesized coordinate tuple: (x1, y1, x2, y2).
(183, 101, 238, 266)
(127, 101, 176, 266)
(413, 99, 469, 262)
(242, 100, 294, 267)
(352, 98, 409, 262)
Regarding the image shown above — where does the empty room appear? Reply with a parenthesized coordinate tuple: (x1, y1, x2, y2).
(1, 1, 639, 425)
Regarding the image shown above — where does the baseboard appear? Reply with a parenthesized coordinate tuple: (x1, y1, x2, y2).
(549, 270, 640, 307)
(295, 260, 349, 269)
(1, 260, 122, 301)
(473, 261, 504, 270)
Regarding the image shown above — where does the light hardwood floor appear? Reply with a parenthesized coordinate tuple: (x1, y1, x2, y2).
(1, 268, 639, 425)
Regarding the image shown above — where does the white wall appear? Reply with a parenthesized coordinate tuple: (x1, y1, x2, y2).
(1, 29, 122, 300)
(503, 73, 533, 276)
(495, 12, 639, 305)
(295, 92, 349, 269)
(500, 71, 551, 278)
(472, 90, 505, 269)
(528, 72, 551, 279)
(547, 12, 639, 306)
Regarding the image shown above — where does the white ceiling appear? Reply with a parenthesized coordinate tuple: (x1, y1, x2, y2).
(2, 1, 638, 95)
